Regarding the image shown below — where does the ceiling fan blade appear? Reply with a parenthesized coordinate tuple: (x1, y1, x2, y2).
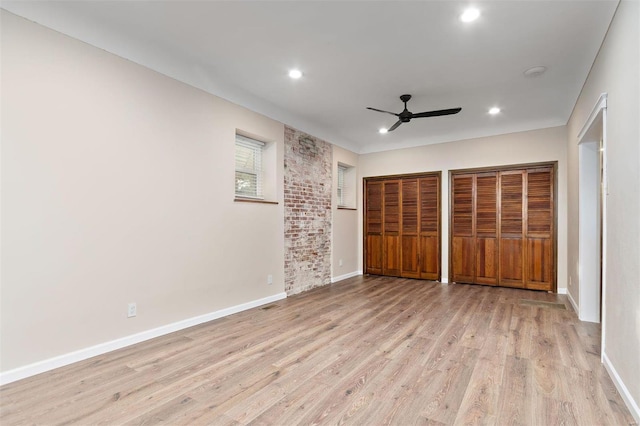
(366, 107, 399, 117)
(411, 107, 462, 118)
(387, 120, 403, 132)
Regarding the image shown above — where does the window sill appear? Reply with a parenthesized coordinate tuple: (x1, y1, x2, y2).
(337, 206, 357, 211)
(234, 197, 278, 205)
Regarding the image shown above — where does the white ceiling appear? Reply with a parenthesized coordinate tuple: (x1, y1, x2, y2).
(2, 1, 619, 154)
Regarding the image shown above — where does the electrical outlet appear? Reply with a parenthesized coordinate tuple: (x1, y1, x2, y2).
(127, 302, 137, 318)
(339, 259, 343, 267)
(267, 274, 273, 285)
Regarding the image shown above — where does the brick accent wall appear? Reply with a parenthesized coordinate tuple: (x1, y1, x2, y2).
(284, 126, 332, 295)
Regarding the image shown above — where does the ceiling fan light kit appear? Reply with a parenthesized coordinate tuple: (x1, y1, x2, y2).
(367, 94, 462, 133)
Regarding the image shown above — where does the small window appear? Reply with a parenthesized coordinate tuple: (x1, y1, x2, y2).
(337, 163, 356, 208)
(235, 134, 264, 198)
(337, 165, 347, 207)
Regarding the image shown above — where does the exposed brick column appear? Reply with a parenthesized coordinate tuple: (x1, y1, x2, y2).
(284, 126, 332, 295)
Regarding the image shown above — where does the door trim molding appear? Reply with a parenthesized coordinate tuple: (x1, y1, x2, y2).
(577, 93, 608, 142)
(576, 93, 608, 360)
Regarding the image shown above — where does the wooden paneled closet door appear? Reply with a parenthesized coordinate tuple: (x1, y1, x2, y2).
(419, 176, 440, 280)
(401, 179, 420, 278)
(499, 171, 525, 288)
(450, 165, 555, 291)
(525, 168, 554, 290)
(365, 181, 383, 275)
(364, 173, 441, 280)
(451, 174, 475, 283)
(383, 180, 401, 276)
(475, 173, 498, 285)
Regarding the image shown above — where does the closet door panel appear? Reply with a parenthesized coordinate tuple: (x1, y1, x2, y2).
(419, 176, 440, 280)
(527, 169, 553, 236)
(365, 181, 383, 274)
(500, 172, 524, 235)
(383, 180, 401, 276)
(401, 237, 419, 277)
(499, 172, 525, 287)
(452, 237, 475, 282)
(475, 173, 498, 284)
(401, 179, 420, 278)
(421, 236, 439, 279)
(525, 168, 554, 290)
(366, 235, 383, 274)
(526, 238, 552, 290)
(476, 238, 498, 285)
(451, 174, 475, 283)
(500, 239, 524, 287)
(384, 235, 400, 276)
(452, 175, 474, 236)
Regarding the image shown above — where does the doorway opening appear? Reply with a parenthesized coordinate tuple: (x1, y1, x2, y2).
(577, 93, 607, 341)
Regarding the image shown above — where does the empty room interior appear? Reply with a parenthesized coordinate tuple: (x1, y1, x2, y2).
(1, 1, 639, 425)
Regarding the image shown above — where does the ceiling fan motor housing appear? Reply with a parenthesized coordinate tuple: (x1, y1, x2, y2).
(366, 94, 461, 131)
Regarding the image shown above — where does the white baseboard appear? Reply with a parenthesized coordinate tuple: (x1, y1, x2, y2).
(331, 270, 362, 283)
(603, 351, 640, 423)
(567, 290, 579, 315)
(0, 292, 287, 386)
(440, 278, 449, 284)
(557, 287, 567, 294)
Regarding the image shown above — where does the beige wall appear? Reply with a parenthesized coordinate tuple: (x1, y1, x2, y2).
(358, 126, 568, 288)
(332, 146, 360, 279)
(566, 0, 640, 412)
(1, 11, 287, 371)
(1, 10, 362, 376)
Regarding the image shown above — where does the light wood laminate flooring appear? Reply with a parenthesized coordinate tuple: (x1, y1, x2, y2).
(0, 276, 636, 425)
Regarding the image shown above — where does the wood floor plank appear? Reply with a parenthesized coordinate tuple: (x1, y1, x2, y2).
(507, 315, 534, 359)
(496, 355, 532, 425)
(416, 362, 476, 424)
(554, 322, 593, 371)
(1, 276, 635, 425)
(531, 396, 579, 426)
(453, 331, 508, 425)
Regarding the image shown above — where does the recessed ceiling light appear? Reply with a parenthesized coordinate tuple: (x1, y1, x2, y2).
(379, 128, 388, 134)
(288, 69, 302, 79)
(460, 8, 480, 23)
(489, 107, 501, 115)
(523, 66, 547, 78)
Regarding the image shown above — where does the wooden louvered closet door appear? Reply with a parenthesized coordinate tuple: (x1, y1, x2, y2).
(525, 168, 554, 290)
(451, 174, 475, 283)
(419, 176, 440, 280)
(475, 173, 498, 285)
(401, 179, 420, 278)
(383, 180, 401, 276)
(365, 182, 383, 275)
(500, 171, 525, 288)
(450, 165, 555, 291)
(364, 173, 441, 280)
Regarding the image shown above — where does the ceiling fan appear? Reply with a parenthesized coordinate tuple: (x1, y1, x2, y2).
(367, 94, 462, 132)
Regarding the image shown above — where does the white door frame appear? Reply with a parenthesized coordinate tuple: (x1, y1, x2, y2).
(577, 93, 608, 361)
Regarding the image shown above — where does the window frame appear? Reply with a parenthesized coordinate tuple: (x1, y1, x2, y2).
(235, 134, 265, 199)
(337, 164, 347, 207)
